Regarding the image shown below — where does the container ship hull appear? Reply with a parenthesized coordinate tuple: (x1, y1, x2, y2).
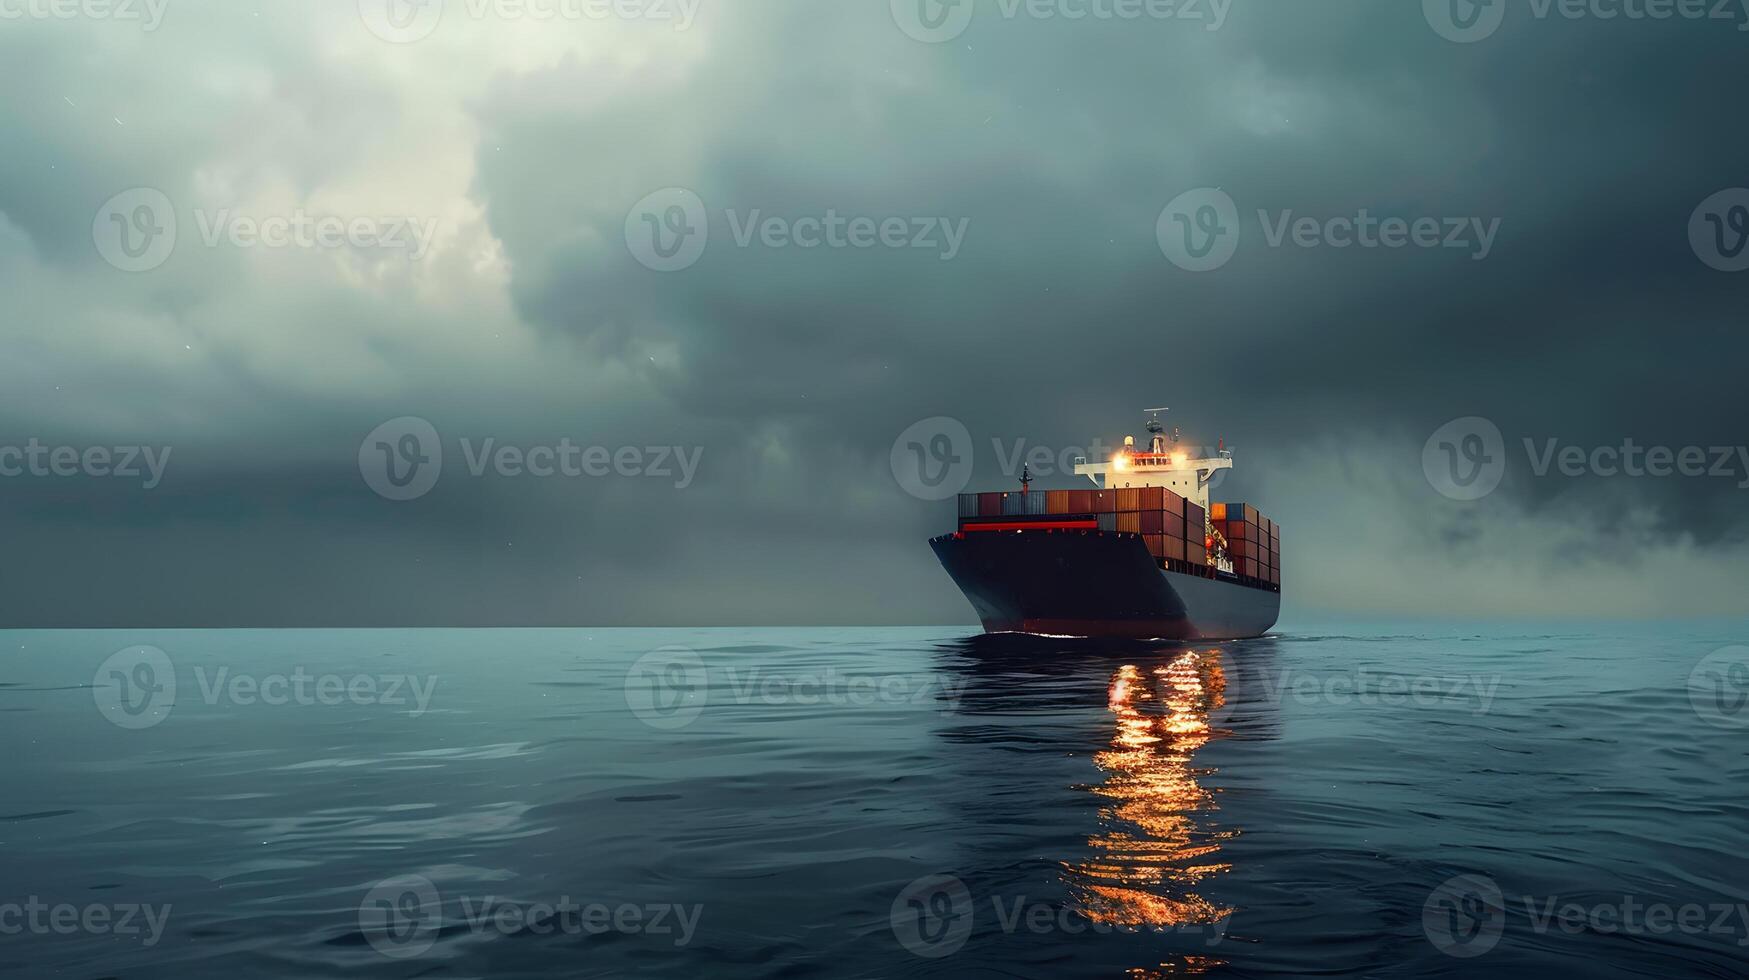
(931, 530, 1280, 641)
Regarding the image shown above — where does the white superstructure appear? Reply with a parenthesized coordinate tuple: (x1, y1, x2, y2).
(1071, 409, 1232, 512)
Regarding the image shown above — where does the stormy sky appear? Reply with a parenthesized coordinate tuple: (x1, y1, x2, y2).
(1, 0, 1745, 626)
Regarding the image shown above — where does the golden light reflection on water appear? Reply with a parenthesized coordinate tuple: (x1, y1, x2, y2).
(1064, 651, 1236, 955)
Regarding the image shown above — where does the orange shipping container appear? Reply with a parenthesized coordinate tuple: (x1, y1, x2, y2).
(1046, 490, 1071, 515)
(1209, 502, 1227, 521)
(1116, 488, 1142, 511)
(1117, 512, 1142, 534)
(1145, 535, 1168, 560)
(1137, 486, 1165, 510)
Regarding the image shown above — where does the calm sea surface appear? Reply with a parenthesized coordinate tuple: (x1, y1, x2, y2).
(3, 624, 1747, 978)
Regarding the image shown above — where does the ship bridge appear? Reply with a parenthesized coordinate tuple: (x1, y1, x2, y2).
(1072, 410, 1232, 511)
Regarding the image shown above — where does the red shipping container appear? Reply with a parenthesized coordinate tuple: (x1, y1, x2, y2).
(1161, 486, 1189, 518)
(1137, 486, 1165, 510)
(1185, 501, 1206, 531)
(1091, 491, 1118, 513)
(1116, 488, 1141, 511)
(1065, 490, 1093, 513)
(979, 492, 1002, 516)
(1229, 522, 1251, 541)
(1164, 537, 1187, 562)
(1145, 535, 1167, 559)
(1165, 512, 1187, 540)
(1141, 510, 1165, 534)
(1046, 490, 1071, 515)
(1186, 537, 1207, 565)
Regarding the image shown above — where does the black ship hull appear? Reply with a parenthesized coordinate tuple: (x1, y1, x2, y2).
(930, 530, 1280, 640)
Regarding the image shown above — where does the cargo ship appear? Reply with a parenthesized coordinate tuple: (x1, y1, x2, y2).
(930, 411, 1281, 640)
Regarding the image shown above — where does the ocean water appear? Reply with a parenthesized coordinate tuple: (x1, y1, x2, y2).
(3, 625, 1747, 978)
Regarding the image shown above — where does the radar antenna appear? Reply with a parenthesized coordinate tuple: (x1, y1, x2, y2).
(1144, 407, 1169, 454)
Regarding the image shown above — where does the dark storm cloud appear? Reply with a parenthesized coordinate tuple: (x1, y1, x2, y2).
(1, 1, 1746, 624)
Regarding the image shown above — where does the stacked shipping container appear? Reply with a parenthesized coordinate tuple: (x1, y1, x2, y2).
(956, 489, 1211, 570)
(1209, 502, 1282, 587)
